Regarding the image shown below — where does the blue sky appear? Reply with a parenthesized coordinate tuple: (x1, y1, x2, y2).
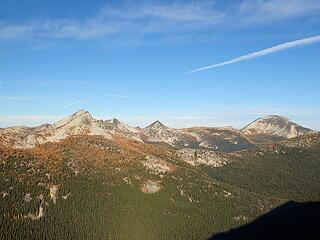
(0, 0, 320, 129)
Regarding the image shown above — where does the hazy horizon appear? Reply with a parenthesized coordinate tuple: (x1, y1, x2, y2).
(0, 108, 318, 131)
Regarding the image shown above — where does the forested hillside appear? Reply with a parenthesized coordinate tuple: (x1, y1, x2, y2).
(0, 134, 319, 239)
(204, 133, 320, 201)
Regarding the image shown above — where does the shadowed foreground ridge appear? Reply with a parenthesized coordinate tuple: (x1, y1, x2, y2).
(210, 201, 320, 240)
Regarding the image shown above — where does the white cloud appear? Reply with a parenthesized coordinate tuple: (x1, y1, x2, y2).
(1, 1, 318, 42)
(188, 35, 320, 73)
(0, 2, 222, 41)
(102, 1, 222, 22)
(0, 96, 33, 102)
(238, 0, 320, 24)
(0, 22, 35, 39)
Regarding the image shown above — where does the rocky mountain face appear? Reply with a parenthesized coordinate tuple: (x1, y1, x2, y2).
(181, 127, 255, 152)
(142, 120, 195, 147)
(0, 110, 111, 148)
(0, 111, 315, 150)
(101, 117, 142, 142)
(241, 115, 313, 143)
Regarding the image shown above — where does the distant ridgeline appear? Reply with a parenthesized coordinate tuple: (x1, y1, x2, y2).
(0, 110, 315, 150)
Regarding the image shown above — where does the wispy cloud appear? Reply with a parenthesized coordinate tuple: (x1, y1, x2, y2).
(27, 80, 91, 86)
(29, 42, 56, 51)
(1, 0, 318, 43)
(102, 1, 222, 21)
(0, 2, 222, 41)
(188, 35, 320, 73)
(63, 99, 88, 108)
(106, 94, 131, 99)
(0, 96, 33, 102)
(238, 0, 320, 25)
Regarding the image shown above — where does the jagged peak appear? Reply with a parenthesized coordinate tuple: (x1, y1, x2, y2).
(102, 117, 138, 133)
(147, 120, 167, 128)
(104, 118, 123, 126)
(111, 118, 120, 124)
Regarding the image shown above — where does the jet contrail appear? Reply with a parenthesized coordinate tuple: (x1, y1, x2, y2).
(187, 35, 320, 74)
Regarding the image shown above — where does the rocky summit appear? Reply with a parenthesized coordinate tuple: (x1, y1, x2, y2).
(241, 115, 314, 143)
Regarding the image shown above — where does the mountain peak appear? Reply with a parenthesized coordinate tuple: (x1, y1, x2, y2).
(149, 120, 166, 128)
(154, 120, 162, 124)
(110, 118, 121, 124)
(53, 109, 94, 128)
(104, 117, 124, 127)
(72, 109, 91, 117)
(241, 115, 313, 141)
(142, 120, 187, 146)
(263, 115, 289, 121)
(102, 118, 139, 134)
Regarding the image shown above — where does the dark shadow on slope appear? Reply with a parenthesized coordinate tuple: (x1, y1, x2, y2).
(209, 201, 320, 240)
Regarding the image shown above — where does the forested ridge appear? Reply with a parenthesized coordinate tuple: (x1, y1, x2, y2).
(0, 134, 319, 239)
